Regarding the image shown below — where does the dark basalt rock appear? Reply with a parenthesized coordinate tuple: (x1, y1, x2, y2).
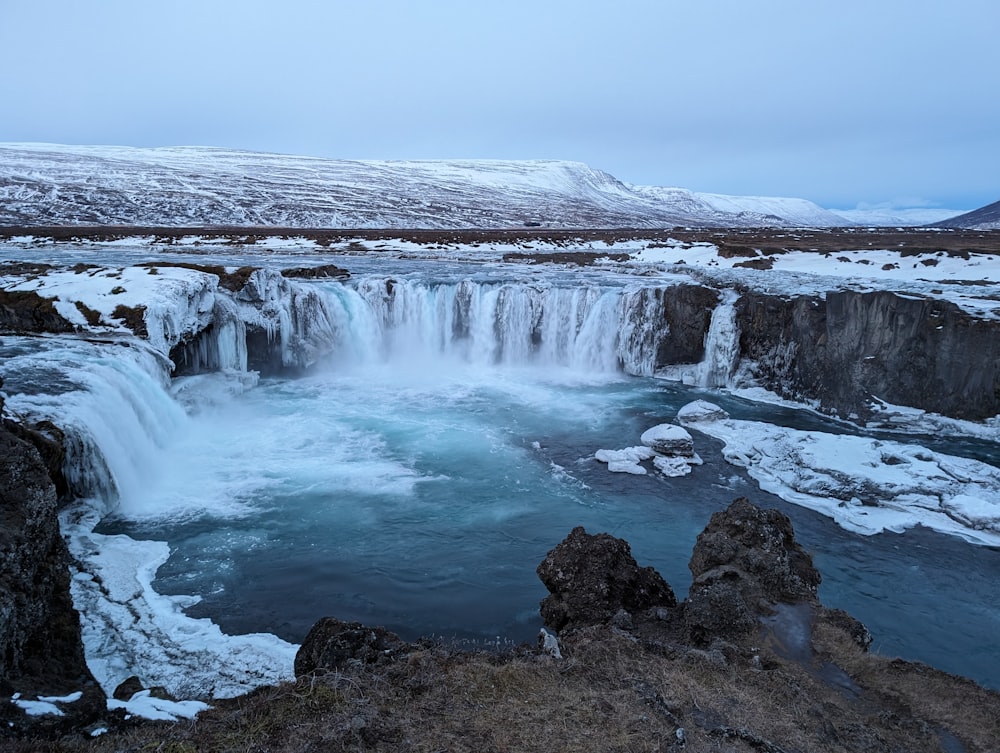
(625, 285, 719, 368)
(281, 264, 351, 280)
(537, 526, 677, 633)
(736, 289, 1000, 421)
(0, 426, 104, 736)
(294, 617, 413, 676)
(0, 289, 74, 334)
(685, 497, 822, 645)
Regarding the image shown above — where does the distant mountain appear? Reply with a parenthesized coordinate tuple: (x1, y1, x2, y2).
(0, 143, 848, 229)
(828, 207, 968, 227)
(934, 199, 1000, 230)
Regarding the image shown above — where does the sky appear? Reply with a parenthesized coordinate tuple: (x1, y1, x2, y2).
(1, 0, 997, 211)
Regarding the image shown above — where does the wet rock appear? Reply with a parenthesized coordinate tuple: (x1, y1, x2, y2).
(113, 676, 145, 701)
(0, 426, 104, 735)
(639, 424, 694, 457)
(281, 264, 351, 280)
(685, 497, 821, 645)
(537, 526, 677, 633)
(294, 618, 412, 676)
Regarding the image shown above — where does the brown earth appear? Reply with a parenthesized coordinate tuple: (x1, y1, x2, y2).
(2, 225, 1000, 257)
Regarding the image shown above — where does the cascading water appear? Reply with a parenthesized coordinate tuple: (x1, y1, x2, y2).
(322, 278, 673, 374)
(694, 289, 740, 388)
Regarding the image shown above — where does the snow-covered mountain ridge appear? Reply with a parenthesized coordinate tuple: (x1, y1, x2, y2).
(0, 143, 850, 229)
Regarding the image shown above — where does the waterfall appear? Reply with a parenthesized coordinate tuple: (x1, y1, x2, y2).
(2, 339, 186, 515)
(694, 290, 741, 388)
(322, 278, 677, 375)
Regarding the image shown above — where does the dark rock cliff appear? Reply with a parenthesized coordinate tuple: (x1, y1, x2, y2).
(648, 284, 719, 367)
(737, 289, 1000, 420)
(0, 422, 104, 735)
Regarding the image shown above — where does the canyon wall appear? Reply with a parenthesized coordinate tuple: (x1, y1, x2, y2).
(734, 289, 1000, 421)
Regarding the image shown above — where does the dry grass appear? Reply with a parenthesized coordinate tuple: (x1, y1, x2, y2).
(3, 226, 1000, 258)
(12, 621, 998, 753)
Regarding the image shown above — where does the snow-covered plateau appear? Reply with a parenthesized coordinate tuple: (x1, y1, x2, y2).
(2, 228, 1000, 704)
(0, 143, 861, 228)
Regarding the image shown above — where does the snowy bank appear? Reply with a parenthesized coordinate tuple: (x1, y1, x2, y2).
(678, 400, 1000, 546)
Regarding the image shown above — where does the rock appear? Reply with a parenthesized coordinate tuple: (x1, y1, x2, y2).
(113, 676, 144, 701)
(677, 400, 729, 424)
(294, 618, 412, 677)
(736, 289, 1000, 421)
(537, 526, 677, 633)
(0, 289, 74, 334)
(281, 264, 351, 280)
(0, 426, 104, 735)
(639, 424, 694, 456)
(685, 497, 821, 645)
(821, 608, 874, 651)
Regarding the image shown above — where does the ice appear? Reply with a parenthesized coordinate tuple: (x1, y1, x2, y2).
(62, 510, 297, 700)
(680, 401, 1000, 546)
(595, 446, 655, 474)
(653, 454, 700, 477)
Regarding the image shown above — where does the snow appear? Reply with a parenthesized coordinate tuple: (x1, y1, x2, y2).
(639, 423, 692, 447)
(679, 401, 1000, 546)
(62, 505, 298, 700)
(830, 206, 968, 226)
(0, 142, 848, 229)
(4, 264, 219, 353)
(626, 242, 1000, 321)
(10, 691, 82, 717)
(108, 691, 211, 722)
(597, 425, 702, 478)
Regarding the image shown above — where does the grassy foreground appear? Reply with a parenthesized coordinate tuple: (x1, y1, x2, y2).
(14, 616, 998, 753)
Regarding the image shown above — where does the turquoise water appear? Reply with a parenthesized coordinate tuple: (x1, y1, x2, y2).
(97, 360, 1000, 688)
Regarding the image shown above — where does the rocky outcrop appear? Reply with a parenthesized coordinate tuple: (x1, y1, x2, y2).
(281, 264, 351, 280)
(685, 497, 822, 645)
(537, 499, 830, 650)
(536, 526, 677, 633)
(0, 289, 74, 334)
(0, 425, 104, 736)
(294, 618, 413, 677)
(737, 289, 1000, 420)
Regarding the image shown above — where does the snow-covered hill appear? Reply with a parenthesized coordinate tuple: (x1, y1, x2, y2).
(936, 199, 1000, 230)
(828, 206, 968, 227)
(0, 143, 849, 229)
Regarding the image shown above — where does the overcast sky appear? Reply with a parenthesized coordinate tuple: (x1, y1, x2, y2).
(1, 0, 997, 210)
